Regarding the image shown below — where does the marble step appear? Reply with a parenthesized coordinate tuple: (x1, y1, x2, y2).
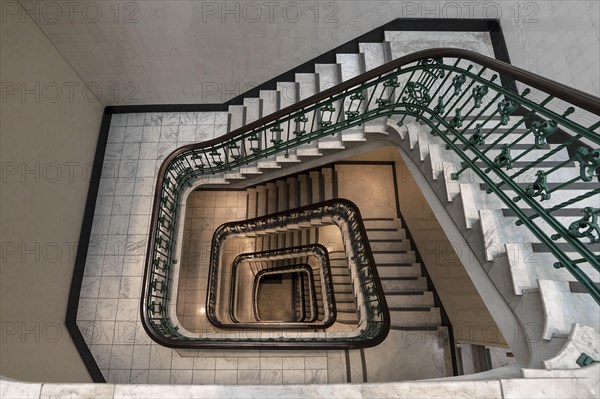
(538, 279, 600, 340)
(381, 276, 428, 292)
(321, 167, 334, 200)
(309, 171, 322, 203)
(287, 177, 300, 209)
(363, 219, 402, 229)
(373, 251, 417, 264)
(376, 263, 423, 278)
(390, 308, 441, 327)
(366, 229, 407, 240)
(369, 240, 412, 252)
(359, 42, 390, 131)
(298, 174, 311, 207)
(336, 53, 366, 142)
(276, 180, 288, 212)
(266, 182, 278, 214)
(336, 310, 360, 324)
(336, 302, 359, 313)
(314, 63, 344, 146)
(506, 243, 600, 295)
(385, 291, 435, 307)
(276, 82, 299, 157)
(295, 73, 319, 150)
(479, 210, 599, 261)
(256, 186, 267, 217)
(228, 104, 246, 132)
(246, 188, 257, 218)
(332, 274, 352, 285)
(335, 292, 355, 302)
(333, 282, 353, 295)
(243, 97, 262, 136)
(329, 251, 348, 260)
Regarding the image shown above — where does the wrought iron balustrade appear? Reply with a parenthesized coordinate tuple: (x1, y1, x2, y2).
(141, 48, 600, 348)
(222, 245, 336, 329)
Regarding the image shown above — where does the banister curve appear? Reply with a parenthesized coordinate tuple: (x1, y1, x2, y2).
(141, 47, 600, 348)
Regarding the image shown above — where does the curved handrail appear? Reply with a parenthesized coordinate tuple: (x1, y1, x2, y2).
(223, 245, 336, 329)
(253, 264, 318, 324)
(141, 48, 600, 348)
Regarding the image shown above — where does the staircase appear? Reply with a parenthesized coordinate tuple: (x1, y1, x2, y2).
(53, 25, 598, 389)
(240, 168, 444, 333)
(140, 37, 599, 371)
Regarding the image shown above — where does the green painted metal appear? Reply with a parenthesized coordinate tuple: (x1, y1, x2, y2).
(141, 49, 600, 346)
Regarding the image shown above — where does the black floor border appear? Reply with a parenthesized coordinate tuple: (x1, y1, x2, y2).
(105, 18, 506, 114)
(65, 111, 112, 383)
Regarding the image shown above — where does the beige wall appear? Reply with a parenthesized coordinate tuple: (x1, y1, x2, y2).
(12, 1, 598, 105)
(0, 9, 104, 382)
(347, 146, 507, 348)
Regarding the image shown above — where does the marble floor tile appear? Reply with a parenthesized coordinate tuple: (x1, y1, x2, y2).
(192, 369, 215, 384)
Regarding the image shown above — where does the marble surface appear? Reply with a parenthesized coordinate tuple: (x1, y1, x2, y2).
(543, 324, 599, 369)
(539, 279, 600, 340)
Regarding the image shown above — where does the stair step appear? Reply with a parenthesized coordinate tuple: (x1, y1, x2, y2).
(382, 277, 428, 292)
(390, 308, 441, 327)
(385, 291, 435, 307)
(366, 229, 407, 240)
(228, 104, 246, 132)
(369, 240, 412, 252)
(373, 252, 416, 264)
(376, 263, 422, 278)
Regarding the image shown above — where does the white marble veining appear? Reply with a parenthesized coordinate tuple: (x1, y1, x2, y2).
(543, 324, 600, 369)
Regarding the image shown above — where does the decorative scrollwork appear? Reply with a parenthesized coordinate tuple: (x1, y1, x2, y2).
(498, 99, 519, 125)
(383, 77, 400, 88)
(421, 58, 445, 78)
(433, 97, 445, 114)
(468, 124, 485, 146)
(525, 170, 550, 200)
(532, 119, 558, 148)
(452, 75, 466, 95)
(320, 103, 335, 113)
(562, 207, 600, 244)
(493, 144, 513, 170)
(403, 82, 431, 105)
(449, 109, 462, 128)
(574, 147, 600, 182)
(472, 85, 489, 108)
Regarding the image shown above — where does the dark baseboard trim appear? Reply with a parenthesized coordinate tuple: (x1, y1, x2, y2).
(105, 18, 507, 114)
(65, 111, 112, 383)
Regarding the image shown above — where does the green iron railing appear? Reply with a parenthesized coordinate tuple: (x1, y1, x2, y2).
(225, 245, 336, 328)
(253, 264, 318, 323)
(142, 198, 387, 348)
(205, 199, 387, 345)
(141, 48, 600, 348)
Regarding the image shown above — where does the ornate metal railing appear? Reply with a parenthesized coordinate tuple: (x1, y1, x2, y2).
(224, 245, 336, 328)
(141, 48, 600, 347)
(253, 264, 318, 323)
(142, 198, 387, 348)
